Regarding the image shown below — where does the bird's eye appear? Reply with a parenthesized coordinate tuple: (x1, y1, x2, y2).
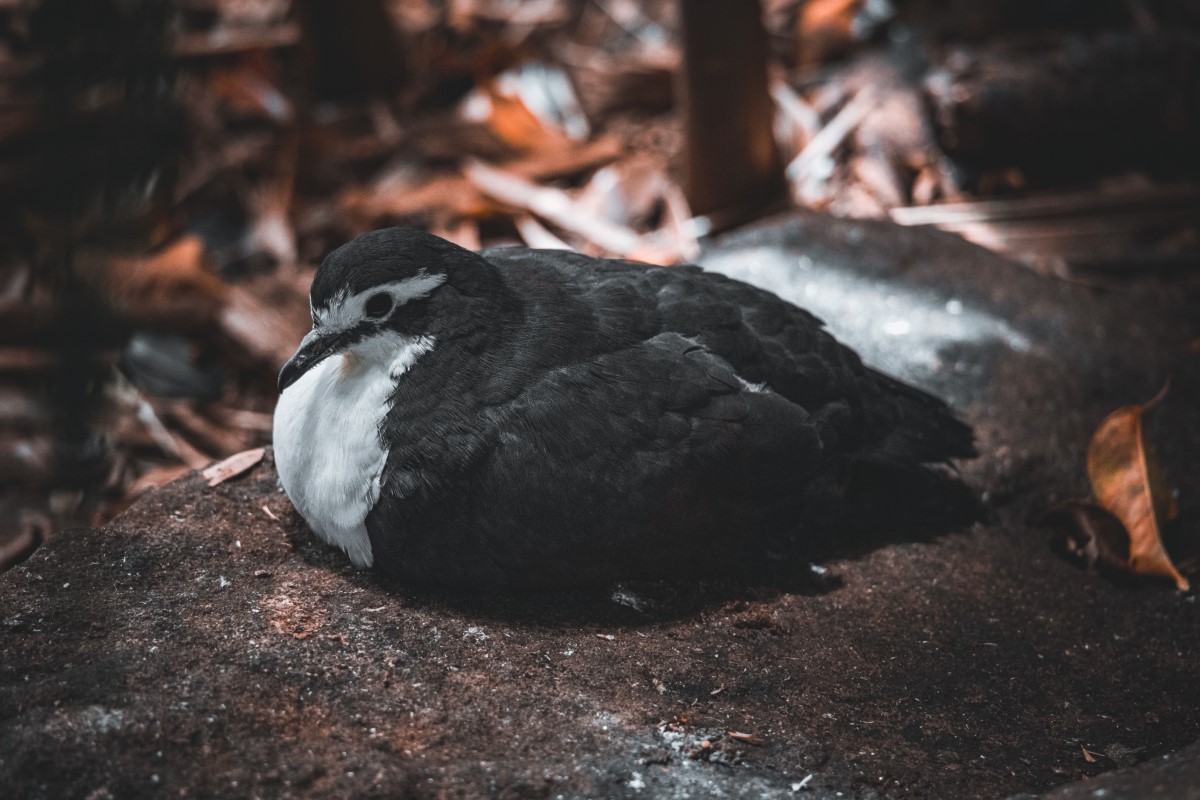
(364, 293, 393, 319)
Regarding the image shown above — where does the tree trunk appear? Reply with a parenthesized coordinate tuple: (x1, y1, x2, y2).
(677, 0, 784, 227)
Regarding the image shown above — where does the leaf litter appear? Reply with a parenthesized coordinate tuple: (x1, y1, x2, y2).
(1054, 382, 1189, 591)
(202, 447, 267, 488)
(4, 0, 1198, 561)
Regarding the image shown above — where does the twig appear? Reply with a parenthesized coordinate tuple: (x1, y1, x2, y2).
(890, 185, 1200, 227)
(464, 159, 644, 257)
(134, 396, 210, 469)
(173, 23, 301, 57)
(514, 215, 572, 250)
(770, 78, 821, 145)
(785, 88, 876, 183)
(728, 731, 765, 745)
(661, 182, 702, 261)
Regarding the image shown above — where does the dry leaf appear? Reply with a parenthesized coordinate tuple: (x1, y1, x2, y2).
(1086, 384, 1188, 591)
(208, 68, 293, 124)
(203, 447, 266, 487)
(475, 83, 569, 154)
(728, 731, 765, 745)
(796, 0, 860, 70)
(79, 236, 228, 329)
(1045, 499, 1130, 575)
(1081, 745, 1098, 763)
(796, 0, 894, 69)
(339, 170, 495, 225)
(124, 464, 192, 504)
(218, 281, 312, 371)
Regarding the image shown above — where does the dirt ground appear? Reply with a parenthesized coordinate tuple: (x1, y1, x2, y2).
(2, 214, 1199, 799)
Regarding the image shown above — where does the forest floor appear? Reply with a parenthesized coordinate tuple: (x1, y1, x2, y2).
(3, 214, 1198, 800)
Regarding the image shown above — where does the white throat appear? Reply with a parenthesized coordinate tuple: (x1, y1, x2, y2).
(273, 331, 435, 567)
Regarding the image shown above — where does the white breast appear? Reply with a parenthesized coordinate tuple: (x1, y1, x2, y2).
(272, 333, 434, 567)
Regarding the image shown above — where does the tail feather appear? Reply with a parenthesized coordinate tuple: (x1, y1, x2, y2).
(861, 370, 977, 465)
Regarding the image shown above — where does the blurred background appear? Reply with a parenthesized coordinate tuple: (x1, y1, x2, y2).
(1, 0, 1198, 569)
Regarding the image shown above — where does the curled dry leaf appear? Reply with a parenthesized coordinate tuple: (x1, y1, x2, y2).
(202, 447, 266, 487)
(1045, 499, 1130, 576)
(1086, 384, 1188, 591)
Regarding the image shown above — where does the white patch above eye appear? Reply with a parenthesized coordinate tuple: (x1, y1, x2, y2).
(312, 271, 447, 333)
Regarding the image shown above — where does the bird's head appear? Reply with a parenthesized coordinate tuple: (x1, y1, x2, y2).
(278, 228, 499, 394)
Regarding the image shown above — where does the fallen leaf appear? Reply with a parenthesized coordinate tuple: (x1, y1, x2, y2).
(474, 82, 569, 154)
(1081, 745, 1098, 763)
(79, 236, 228, 329)
(203, 447, 266, 487)
(1045, 500, 1130, 575)
(728, 731, 765, 745)
(209, 67, 293, 124)
(125, 464, 192, 501)
(797, 0, 893, 69)
(218, 281, 312, 371)
(1086, 383, 1188, 591)
(796, 0, 861, 70)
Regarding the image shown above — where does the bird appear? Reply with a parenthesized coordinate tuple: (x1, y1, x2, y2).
(273, 227, 975, 589)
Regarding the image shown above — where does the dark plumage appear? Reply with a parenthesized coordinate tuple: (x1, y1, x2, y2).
(279, 227, 975, 589)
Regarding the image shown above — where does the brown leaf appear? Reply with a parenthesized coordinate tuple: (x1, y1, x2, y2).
(208, 68, 293, 124)
(125, 464, 192, 502)
(218, 279, 312, 371)
(796, 0, 860, 70)
(339, 170, 496, 225)
(203, 447, 266, 487)
(79, 236, 228, 329)
(477, 83, 569, 154)
(1045, 499, 1130, 575)
(1086, 383, 1188, 590)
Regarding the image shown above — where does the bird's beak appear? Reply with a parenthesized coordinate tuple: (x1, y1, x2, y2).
(278, 328, 352, 394)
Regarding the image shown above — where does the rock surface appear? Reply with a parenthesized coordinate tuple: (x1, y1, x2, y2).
(3, 214, 1199, 799)
(1010, 738, 1200, 800)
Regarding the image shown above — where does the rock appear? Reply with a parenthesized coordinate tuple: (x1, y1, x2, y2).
(3, 214, 1200, 799)
(1016, 738, 1200, 799)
